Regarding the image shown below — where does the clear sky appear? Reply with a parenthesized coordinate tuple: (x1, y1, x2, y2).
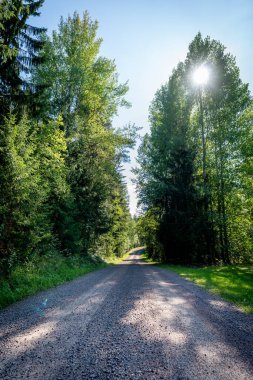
(33, 0, 253, 215)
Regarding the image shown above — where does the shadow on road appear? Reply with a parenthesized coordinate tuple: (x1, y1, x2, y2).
(0, 250, 252, 379)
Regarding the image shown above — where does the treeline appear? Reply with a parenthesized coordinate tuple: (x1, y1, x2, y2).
(0, 0, 136, 276)
(136, 33, 253, 264)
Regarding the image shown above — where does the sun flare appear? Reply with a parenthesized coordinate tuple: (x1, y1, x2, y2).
(193, 65, 209, 85)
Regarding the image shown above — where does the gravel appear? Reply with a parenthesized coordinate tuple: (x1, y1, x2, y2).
(0, 249, 253, 379)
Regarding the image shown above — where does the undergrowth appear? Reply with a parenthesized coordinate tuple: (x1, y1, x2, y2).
(0, 253, 107, 309)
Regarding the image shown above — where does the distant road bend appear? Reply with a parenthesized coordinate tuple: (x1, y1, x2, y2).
(0, 249, 253, 379)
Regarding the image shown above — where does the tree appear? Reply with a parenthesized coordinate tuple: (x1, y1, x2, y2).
(136, 33, 253, 264)
(33, 12, 129, 129)
(33, 12, 135, 256)
(136, 209, 162, 260)
(0, 113, 69, 274)
(0, 0, 46, 115)
(0, 8, 136, 276)
(136, 63, 206, 263)
(185, 33, 252, 263)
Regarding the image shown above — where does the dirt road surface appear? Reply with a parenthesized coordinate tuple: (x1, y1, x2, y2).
(0, 249, 253, 379)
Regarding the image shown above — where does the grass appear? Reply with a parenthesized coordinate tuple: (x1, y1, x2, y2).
(104, 251, 132, 265)
(0, 253, 108, 310)
(0, 248, 136, 310)
(142, 252, 253, 313)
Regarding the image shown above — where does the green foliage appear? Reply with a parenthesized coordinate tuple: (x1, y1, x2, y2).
(0, 114, 68, 273)
(0, 0, 46, 114)
(91, 183, 135, 258)
(33, 11, 129, 127)
(0, 9, 136, 288)
(136, 209, 162, 260)
(136, 33, 253, 264)
(32, 12, 135, 256)
(0, 252, 107, 309)
(106, 247, 139, 264)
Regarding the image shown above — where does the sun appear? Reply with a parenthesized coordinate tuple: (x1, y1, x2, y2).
(193, 65, 209, 85)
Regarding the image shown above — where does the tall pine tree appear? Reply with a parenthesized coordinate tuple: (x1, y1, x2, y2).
(0, 0, 46, 115)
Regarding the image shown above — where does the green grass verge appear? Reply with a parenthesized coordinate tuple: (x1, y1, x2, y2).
(0, 247, 137, 310)
(104, 251, 132, 265)
(142, 252, 253, 313)
(0, 253, 107, 309)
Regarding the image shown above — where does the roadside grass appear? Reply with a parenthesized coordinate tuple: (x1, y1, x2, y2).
(104, 250, 133, 265)
(0, 253, 108, 310)
(0, 247, 138, 310)
(142, 252, 253, 313)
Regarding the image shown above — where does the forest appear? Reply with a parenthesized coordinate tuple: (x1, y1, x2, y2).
(0, 0, 137, 286)
(0, 1, 252, 299)
(136, 33, 253, 265)
(1, 3, 252, 378)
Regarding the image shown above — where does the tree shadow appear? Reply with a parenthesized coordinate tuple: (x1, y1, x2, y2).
(0, 253, 253, 379)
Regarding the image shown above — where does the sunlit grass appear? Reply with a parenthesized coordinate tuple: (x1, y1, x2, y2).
(104, 250, 133, 264)
(142, 252, 253, 313)
(162, 264, 253, 313)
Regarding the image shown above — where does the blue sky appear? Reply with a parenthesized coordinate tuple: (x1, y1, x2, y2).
(34, 0, 253, 215)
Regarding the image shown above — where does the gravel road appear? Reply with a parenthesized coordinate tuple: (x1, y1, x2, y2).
(0, 249, 253, 379)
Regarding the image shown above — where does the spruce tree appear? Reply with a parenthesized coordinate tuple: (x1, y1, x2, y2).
(0, 0, 46, 115)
